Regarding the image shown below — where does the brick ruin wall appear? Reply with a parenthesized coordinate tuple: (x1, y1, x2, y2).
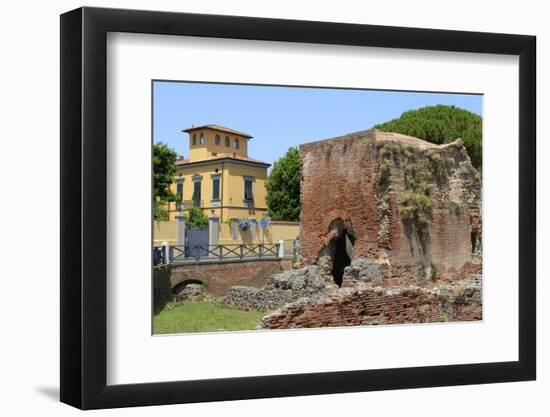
(170, 258, 292, 296)
(260, 282, 482, 330)
(299, 130, 482, 286)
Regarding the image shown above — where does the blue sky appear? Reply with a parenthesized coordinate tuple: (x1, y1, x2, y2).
(153, 81, 482, 167)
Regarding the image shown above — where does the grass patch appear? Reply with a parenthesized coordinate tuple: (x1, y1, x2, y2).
(153, 300, 267, 334)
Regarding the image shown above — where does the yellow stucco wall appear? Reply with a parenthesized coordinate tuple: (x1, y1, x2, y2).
(188, 128, 249, 161)
(154, 125, 299, 247)
(164, 157, 270, 221)
(154, 219, 299, 247)
(153, 220, 178, 246)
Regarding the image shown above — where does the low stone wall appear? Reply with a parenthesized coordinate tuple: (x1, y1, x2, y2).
(259, 281, 481, 329)
(224, 286, 295, 311)
(153, 265, 173, 315)
(171, 258, 292, 296)
(224, 266, 327, 311)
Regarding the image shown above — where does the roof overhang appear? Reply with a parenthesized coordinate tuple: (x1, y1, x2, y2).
(176, 157, 270, 169)
(182, 125, 253, 139)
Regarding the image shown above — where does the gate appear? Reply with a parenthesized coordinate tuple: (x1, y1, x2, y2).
(185, 228, 209, 258)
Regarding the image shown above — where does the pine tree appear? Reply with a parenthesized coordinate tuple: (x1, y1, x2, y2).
(374, 105, 482, 170)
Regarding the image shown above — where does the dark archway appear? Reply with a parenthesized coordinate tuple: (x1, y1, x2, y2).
(172, 279, 205, 297)
(471, 229, 479, 255)
(323, 218, 355, 287)
(331, 230, 351, 286)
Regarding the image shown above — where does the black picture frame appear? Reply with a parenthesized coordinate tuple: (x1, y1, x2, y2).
(60, 6, 536, 410)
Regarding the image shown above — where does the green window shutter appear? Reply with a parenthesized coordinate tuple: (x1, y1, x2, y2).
(212, 177, 220, 200)
(192, 181, 201, 205)
(244, 179, 253, 200)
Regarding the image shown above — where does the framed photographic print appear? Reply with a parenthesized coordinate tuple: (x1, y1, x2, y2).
(60, 6, 536, 409)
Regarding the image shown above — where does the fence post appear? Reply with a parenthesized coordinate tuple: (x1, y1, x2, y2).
(278, 240, 285, 258)
(259, 244, 263, 258)
(239, 244, 243, 259)
(208, 215, 219, 258)
(175, 213, 186, 247)
(162, 241, 171, 264)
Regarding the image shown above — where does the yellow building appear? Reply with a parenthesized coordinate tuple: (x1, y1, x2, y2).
(156, 124, 298, 248)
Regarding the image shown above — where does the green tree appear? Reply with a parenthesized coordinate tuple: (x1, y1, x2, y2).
(186, 207, 209, 229)
(374, 105, 482, 170)
(153, 142, 179, 220)
(266, 147, 301, 221)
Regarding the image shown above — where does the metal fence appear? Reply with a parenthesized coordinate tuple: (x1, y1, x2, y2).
(154, 243, 281, 265)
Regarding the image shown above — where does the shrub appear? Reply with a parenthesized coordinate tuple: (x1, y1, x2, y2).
(398, 191, 433, 232)
(430, 263, 438, 281)
(186, 207, 208, 229)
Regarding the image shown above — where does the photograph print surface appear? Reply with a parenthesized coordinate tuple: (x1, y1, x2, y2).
(152, 81, 482, 335)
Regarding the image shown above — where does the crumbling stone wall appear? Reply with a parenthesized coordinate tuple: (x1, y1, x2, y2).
(299, 129, 482, 285)
(259, 279, 482, 329)
(224, 266, 326, 311)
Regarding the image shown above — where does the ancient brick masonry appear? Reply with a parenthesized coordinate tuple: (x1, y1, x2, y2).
(170, 258, 292, 296)
(299, 129, 482, 285)
(222, 129, 483, 330)
(259, 280, 482, 329)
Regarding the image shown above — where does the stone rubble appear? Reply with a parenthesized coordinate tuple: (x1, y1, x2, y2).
(222, 257, 482, 329)
(341, 259, 384, 287)
(223, 265, 327, 311)
(175, 283, 204, 301)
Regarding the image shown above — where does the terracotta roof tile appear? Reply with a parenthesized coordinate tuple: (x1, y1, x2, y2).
(182, 124, 253, 139)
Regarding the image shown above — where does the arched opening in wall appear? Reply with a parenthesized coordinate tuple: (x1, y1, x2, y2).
(323, 219, 355, 286)
(471, 229, 478, 255)
(172, 279, 205, 297)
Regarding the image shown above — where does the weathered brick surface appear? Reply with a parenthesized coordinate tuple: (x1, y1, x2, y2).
(170, 258, 292, 296)
(299, 129, 482, 285)
(260, 283, 482, 329)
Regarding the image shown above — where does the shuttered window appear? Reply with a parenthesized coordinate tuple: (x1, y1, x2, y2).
(212, 176, 220, 200)
(244, 178, 253, 201)
(192, 180, 201, 207)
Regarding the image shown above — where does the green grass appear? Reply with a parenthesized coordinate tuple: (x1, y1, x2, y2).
(153, 300, 267, 334)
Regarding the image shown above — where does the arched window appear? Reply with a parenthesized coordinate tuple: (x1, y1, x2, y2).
(199, 133, 204, 144)
(234, 138, 240, 149)
(215, 134, 221, 145)
(225, 136, 230, 147)
(192, 134, 197, 145)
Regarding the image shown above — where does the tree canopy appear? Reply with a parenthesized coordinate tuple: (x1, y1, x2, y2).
(266, 147, 301, 221)
(153, 142, 179, 220)
(374, 105, 482, 170)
